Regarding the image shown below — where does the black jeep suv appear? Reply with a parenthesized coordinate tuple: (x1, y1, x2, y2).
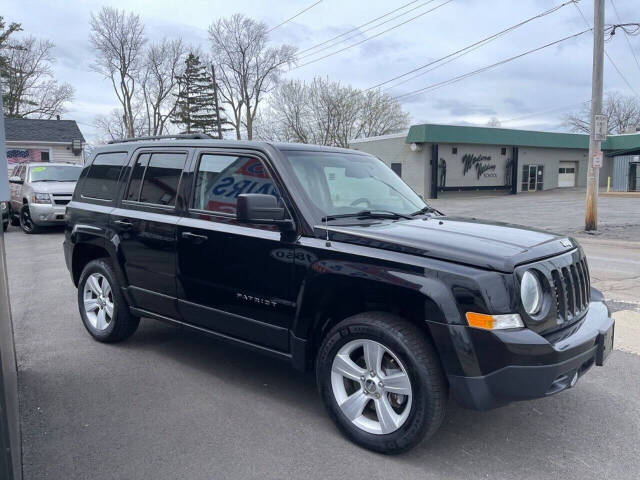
(64, 135, 614, 454)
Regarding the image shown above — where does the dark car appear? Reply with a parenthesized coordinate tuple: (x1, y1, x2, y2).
(63, 135, 614, 454)
(1, 201, 8, 232)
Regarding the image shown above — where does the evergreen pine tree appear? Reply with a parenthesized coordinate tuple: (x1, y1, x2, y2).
(172, 53, 232, 136)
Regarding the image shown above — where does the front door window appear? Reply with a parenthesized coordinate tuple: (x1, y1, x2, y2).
(529, 165, 539, 191)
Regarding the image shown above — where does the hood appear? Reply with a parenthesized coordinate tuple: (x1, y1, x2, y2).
(324, 216, 576, 273)
(31, 181, 77, 195)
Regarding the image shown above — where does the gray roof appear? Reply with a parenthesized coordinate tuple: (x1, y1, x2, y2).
(4, 118, 85, 143)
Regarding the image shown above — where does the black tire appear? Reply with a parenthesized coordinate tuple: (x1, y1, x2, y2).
(9, 205, 20, 226)
(20, 205, 40, 234)
(2, 222, 7, 232)
(316, 312, 447, 454)
(77, 258, 140, 343)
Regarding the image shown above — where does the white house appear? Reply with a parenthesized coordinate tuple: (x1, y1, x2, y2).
(5, 118, 85, 172)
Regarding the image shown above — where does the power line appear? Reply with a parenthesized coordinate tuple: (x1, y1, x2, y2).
(393, 29, 592, 101)
(266, 1, 323, 34)
(296, 0, 421, 56)
(366, 0, 576, 92)
(292, 0, 455, 69)
(296, 0, 437, 61)
(501, 100, 590, 124)
(572, 0, 640, 97)
(608, 0, 640, 74)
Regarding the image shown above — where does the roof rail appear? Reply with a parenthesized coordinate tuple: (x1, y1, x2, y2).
(108, 133, 215, 144)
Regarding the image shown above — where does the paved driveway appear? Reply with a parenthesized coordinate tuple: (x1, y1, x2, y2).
(4, 188, 640, 479)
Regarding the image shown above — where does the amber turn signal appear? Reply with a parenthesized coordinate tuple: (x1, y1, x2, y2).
(465, 312, 524, 330)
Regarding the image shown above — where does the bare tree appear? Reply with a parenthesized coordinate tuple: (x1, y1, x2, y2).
(256, 77, 410, 147)
(208, 14, 297, 139)
(89, 7, 146, 137)
(565, 92, 640, 134)
(1, 36, 74, 118)
(139, 38, 186, 136)
(485, 116, 501, 127)
(94, 107, 145, 143)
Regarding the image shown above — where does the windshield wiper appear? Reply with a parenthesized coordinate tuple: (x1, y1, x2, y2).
(410, 206, 444, 216)
(322, 210, 412, 222)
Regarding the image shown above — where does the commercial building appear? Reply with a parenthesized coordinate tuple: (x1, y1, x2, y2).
(4, 118, 85, 172)
(350, 123, 640, 198)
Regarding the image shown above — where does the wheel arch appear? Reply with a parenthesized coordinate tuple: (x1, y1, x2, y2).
(291, 265, 458, 371)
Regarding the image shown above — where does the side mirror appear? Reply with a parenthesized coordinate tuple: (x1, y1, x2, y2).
(9, 176, 23, 184)
(236, 194, 294, 231)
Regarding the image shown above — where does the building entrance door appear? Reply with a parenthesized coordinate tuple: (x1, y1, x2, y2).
(522, 164, 544, 192)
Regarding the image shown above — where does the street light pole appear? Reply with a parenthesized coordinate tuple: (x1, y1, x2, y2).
(585, 0, 605, 231)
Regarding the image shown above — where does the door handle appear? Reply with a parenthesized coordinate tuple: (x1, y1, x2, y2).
(181, 231, 208, 242)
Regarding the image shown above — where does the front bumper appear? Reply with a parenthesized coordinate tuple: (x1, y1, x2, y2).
(434, 296, 614, 410)
(29, 203, 67, 225)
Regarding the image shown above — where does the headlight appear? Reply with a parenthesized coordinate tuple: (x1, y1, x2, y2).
(32, 193, 51, 204)
(520, 270, 543, 315)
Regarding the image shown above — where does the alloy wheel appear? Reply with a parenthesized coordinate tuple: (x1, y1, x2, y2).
(83, 273, 114, 331)
(331, 339, 413, 435)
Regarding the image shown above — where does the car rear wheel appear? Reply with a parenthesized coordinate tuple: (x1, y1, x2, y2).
(78, 259, 140, 342)
(316, 312, 447, 454)
(20, 205, 40, 234)
(9, 205, 20, 226)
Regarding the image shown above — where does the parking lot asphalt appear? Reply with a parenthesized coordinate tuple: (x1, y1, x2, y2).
(4, 189, 640, 480)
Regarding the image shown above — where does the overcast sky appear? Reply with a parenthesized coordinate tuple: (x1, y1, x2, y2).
(4, 0, 640, 142)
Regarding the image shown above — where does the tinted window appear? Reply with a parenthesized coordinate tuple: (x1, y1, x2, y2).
(125, 153, 150, 202)
(81, 152, 128, 200)
(138, 153, 186, 206)
(192, 154, 277, 215)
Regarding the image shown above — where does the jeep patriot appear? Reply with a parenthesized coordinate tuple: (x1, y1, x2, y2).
(64, 134, 614, 454)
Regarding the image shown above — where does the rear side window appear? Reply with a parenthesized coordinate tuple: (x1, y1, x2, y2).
(126, 152, 186, 206)
(82, 152, 128, 200)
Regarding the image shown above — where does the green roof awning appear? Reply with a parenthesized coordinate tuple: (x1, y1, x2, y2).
(405, 123, 640, 152)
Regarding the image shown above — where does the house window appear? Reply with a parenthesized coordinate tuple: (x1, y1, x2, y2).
(501, 147, 507, 155)
(391, 163, 402, 177)
(451, 147, 458, 155)
(41, 151, 50, 162)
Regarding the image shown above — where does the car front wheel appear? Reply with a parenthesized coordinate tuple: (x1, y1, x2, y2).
(20, 205, 39, 234)
(316, 312, 447, 454)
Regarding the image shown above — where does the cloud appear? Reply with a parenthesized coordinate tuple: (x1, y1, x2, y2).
(4, 0, 637, 142)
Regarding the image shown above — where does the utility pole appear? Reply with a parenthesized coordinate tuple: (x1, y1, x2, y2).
(210, 64, 223, 140)
(585, 0, 605, 231)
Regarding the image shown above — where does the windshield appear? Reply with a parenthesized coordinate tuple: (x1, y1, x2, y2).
(283, 151, 427, 223)
(29, 165, 82, 182)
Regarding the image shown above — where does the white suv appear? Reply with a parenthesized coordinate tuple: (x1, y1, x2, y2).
(8, 162, 82, 234)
